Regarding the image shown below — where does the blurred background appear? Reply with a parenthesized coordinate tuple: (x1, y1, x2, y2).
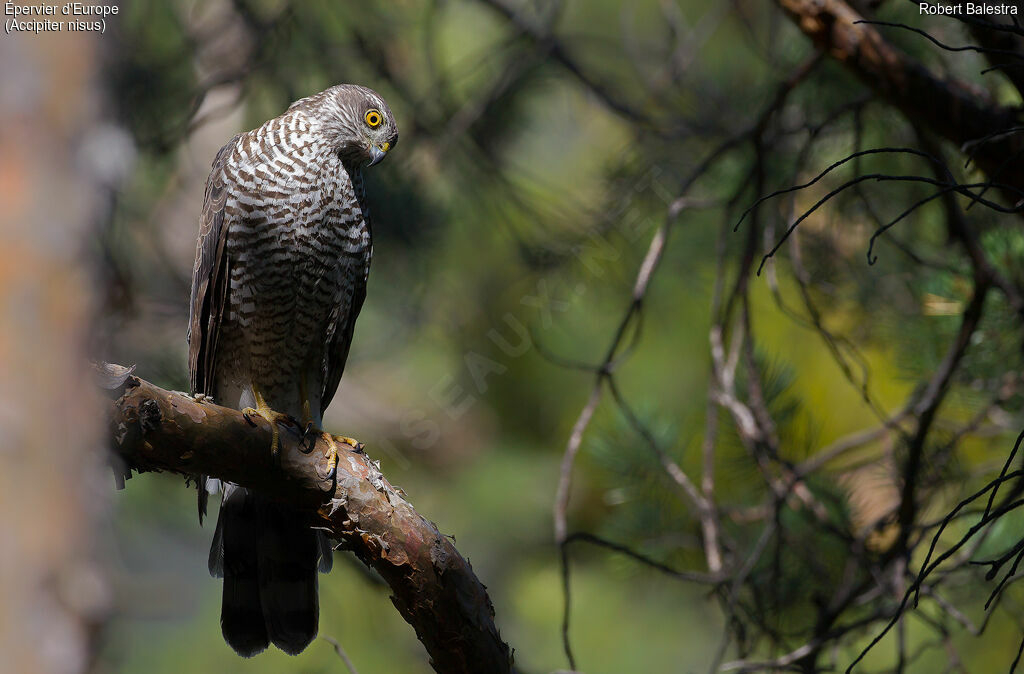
(4, 1, 1024, 672)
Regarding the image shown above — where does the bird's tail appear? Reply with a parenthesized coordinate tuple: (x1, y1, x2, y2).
(208, 485, 333, 656)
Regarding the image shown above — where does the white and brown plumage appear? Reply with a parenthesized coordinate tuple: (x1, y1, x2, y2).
(188, 84, 398, 657)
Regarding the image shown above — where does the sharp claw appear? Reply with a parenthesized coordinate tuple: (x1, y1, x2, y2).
(321, 462, 338, 491)
(318, 432, 340, 491)
(299, 422, 316, 454)
(241, 407, 258, 427)
(241, 405, 291, 457)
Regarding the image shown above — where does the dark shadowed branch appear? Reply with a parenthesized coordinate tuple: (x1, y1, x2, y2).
(776, 0, 1024, 201)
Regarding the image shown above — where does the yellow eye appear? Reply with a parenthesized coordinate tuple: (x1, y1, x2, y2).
(365, 109, 382, 128)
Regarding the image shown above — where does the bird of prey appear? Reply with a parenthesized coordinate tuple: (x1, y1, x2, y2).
(187, 84, 398, 656)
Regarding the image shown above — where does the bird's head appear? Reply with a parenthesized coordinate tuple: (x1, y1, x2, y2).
(307, 84, 399, 169)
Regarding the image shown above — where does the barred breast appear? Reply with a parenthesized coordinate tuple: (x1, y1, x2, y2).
(213, 108, 371, 422)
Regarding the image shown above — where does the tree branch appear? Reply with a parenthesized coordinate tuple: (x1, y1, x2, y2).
(776, 0, 1024, 198)
(964, 15, 1024, 101)
(104, 367, 513, 674)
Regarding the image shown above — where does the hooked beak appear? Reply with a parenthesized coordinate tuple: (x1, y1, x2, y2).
(366, 143, 388, 167)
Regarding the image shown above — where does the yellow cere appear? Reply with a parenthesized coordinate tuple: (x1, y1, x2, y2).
(381, 142, 390, 152)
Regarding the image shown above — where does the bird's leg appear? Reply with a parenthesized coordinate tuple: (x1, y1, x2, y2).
(296, 376, 363, 484)
(298, 376, 319, 454)
(241, 385, 294, 457)
(321, 435, 340, 484)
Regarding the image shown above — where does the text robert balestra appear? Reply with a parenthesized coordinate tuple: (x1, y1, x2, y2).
(920, 2, 1018, 14)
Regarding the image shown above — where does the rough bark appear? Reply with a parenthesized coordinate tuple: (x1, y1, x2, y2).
(776, 0, 1024, 199)
(103, 366, 513, 674)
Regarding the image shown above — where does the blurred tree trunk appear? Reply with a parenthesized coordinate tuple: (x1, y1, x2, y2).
(0, 28, 112, 674)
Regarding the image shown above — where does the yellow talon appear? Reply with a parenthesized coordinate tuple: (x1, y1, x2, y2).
(337, 435, 362, 450)
(294, 375, 362, 483)
(322, 432, 340, 481)
(242, 387, 293, 457)
(318, 433, 362, 483)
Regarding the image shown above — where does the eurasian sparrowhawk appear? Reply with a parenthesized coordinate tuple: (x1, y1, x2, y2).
(187, 84, 398, 656)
